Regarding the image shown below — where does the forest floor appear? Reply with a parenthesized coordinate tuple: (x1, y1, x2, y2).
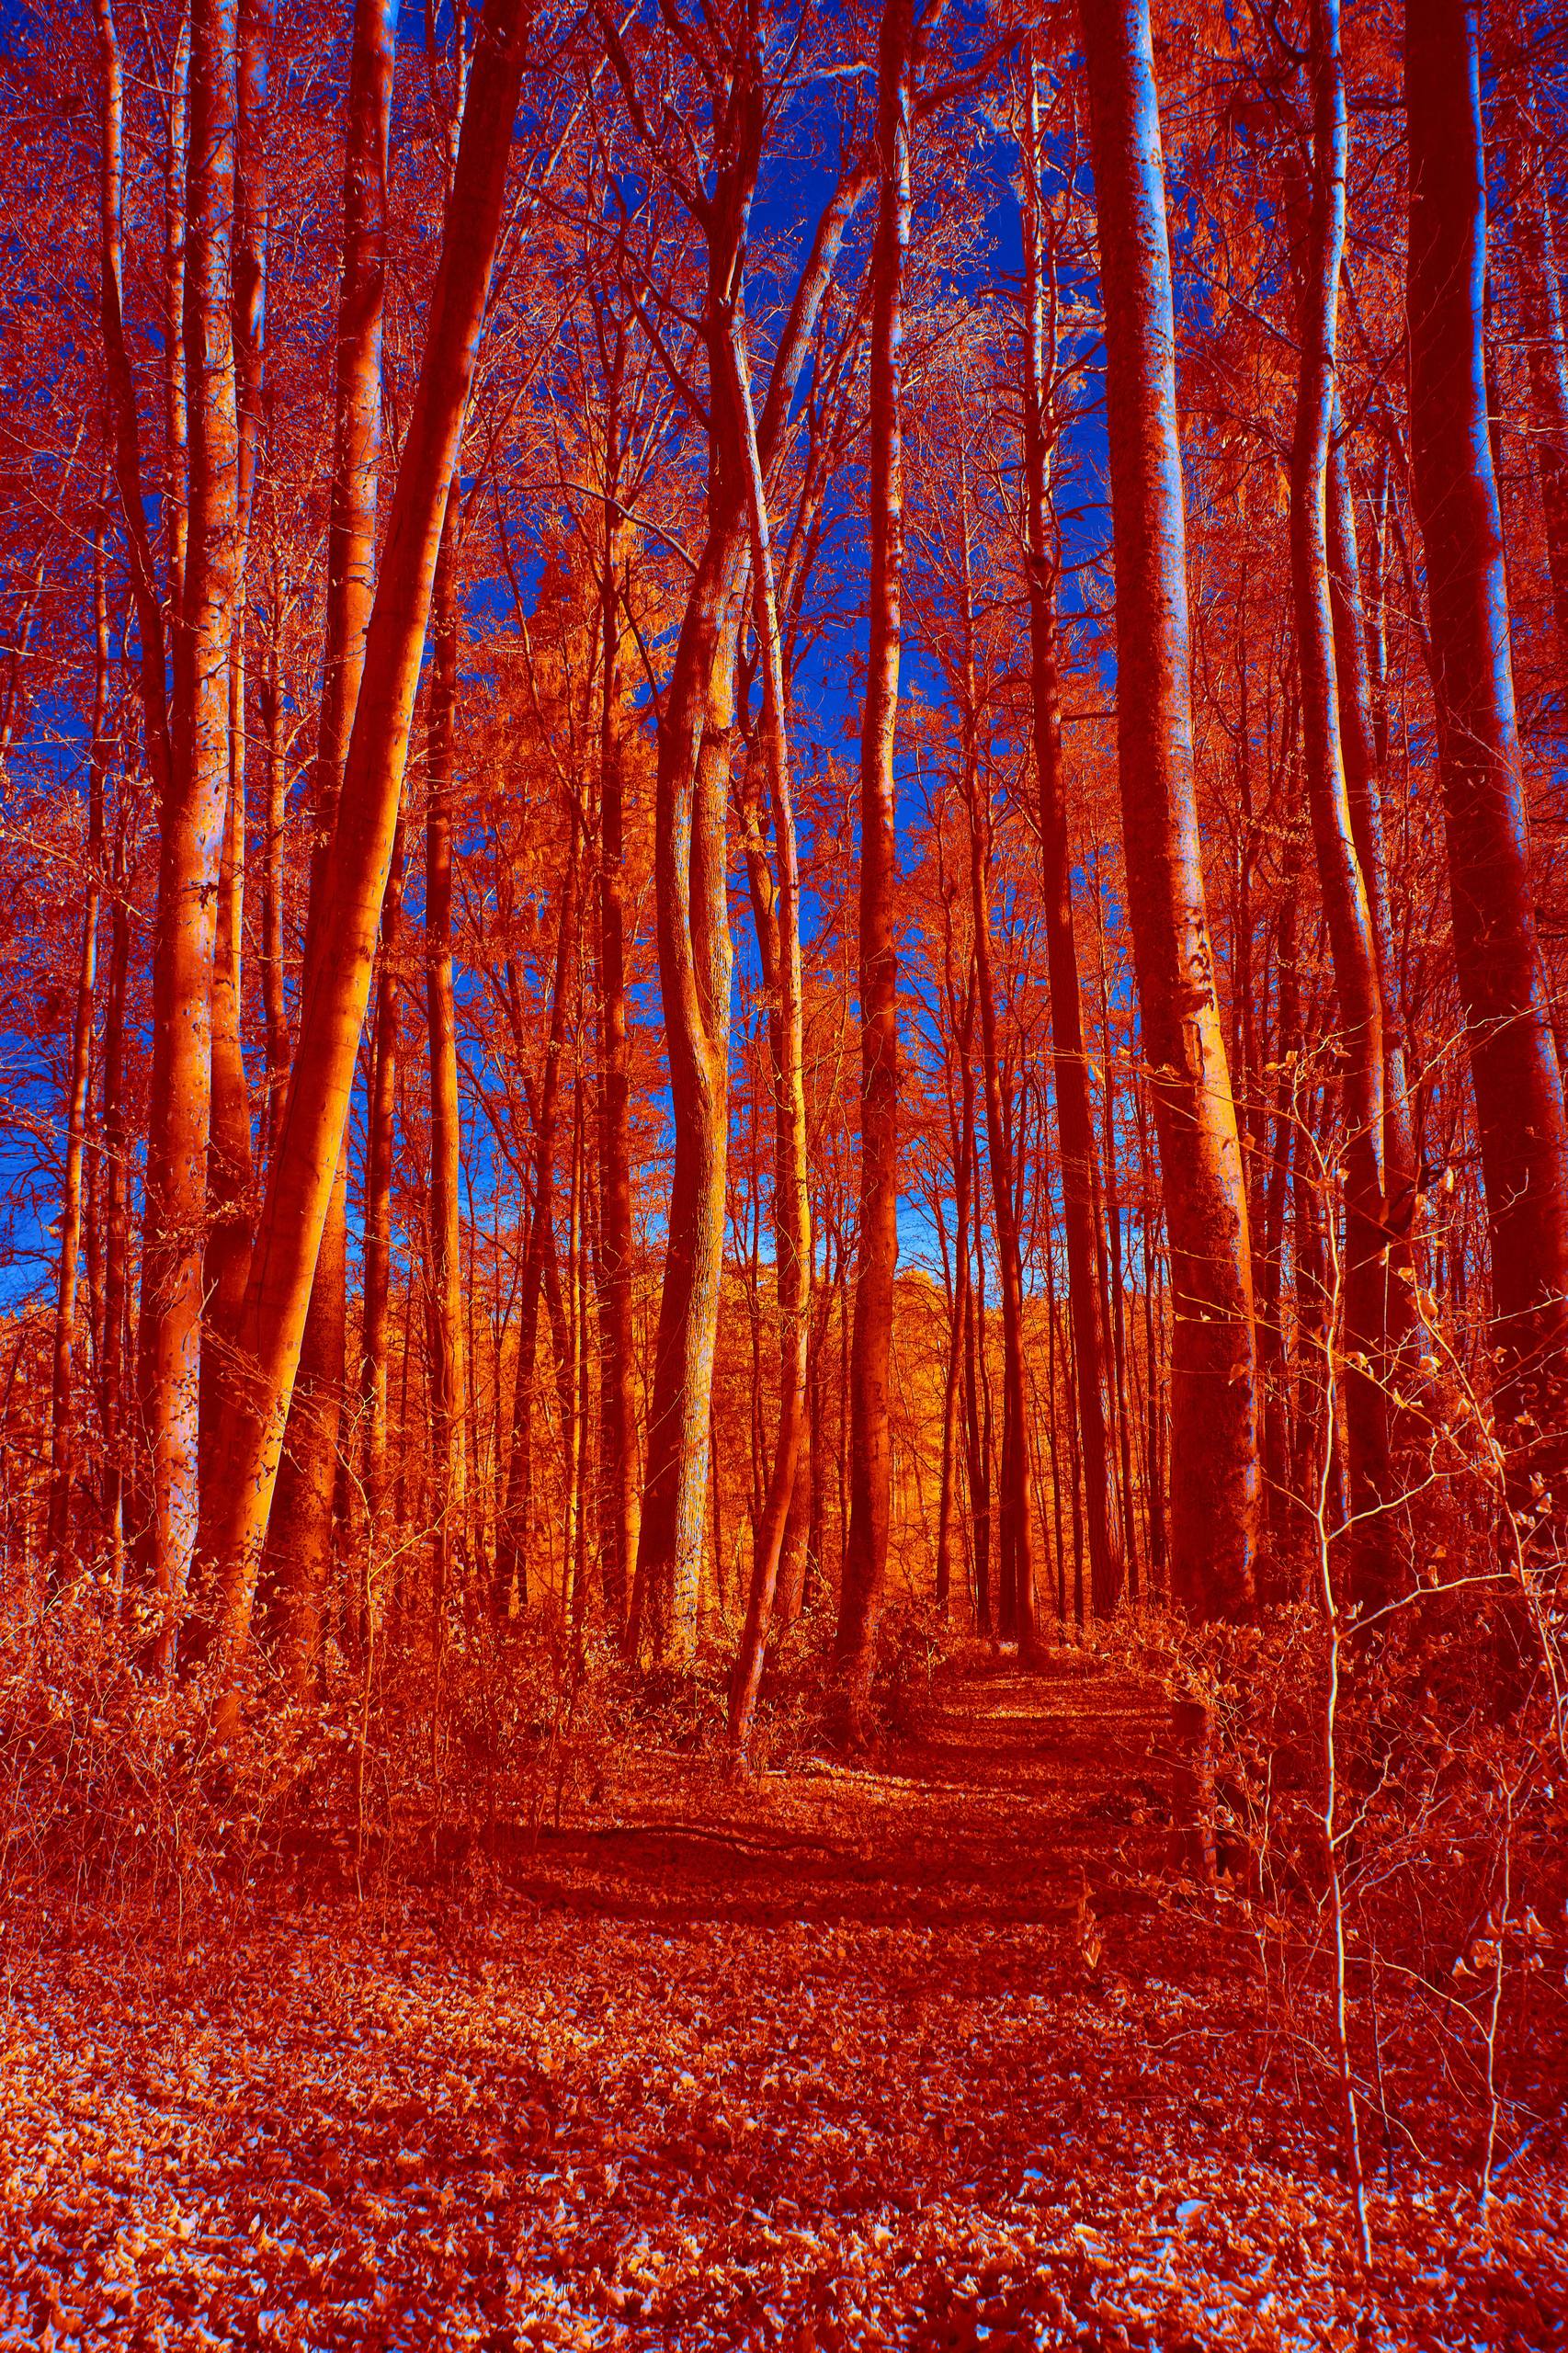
(1, 1654, 1562, 2352)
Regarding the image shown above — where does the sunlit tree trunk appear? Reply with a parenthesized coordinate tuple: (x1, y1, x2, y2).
(198, 0, 529, 1717)
(264, 0, 396, 1685)
(1290, 0, 1395, 1596)
(1405, 0, 1568, 1493)
(728, 312, 812, 1755)
(47, 501, 108, 1574)
(1079, 0, 1259, 1618)
(140, 0, 241, 1660)
(838, 0, 915, 1724)
(1021, 52, 1120, 1618)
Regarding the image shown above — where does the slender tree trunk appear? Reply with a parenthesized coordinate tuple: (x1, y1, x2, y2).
(47, 502, 108, 1574)
(426, 494, 467, 1634)
(101, 806, 132, 1597)
(728, 313, 812, 1756)
(1492, 0, 1568, 684)
(164, 6, 190, 616)
(1021, 57, 1120, 1619)
(595, 399, 637, 1634)
(1327, 426, 1420, 1250)
(257, 572, 289, 1157)
(838, 0, 915, 1725)
(497, 822, 580, 1618)
(1079, 0, 1260, 1618)
(201, 0, 268, 1427)
(198, 0, 528, 1713)
(138, 0, 241, 1659)
(1406, 0, 1568, 1491)
(1290, 0, 1396, 1597)
(953, 493, 1040, 1651)
(360, 812, 403, 1582)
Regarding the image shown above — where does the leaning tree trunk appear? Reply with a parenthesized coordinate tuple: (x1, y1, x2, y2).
(1289, 0, 1396, 1599)
(264, 0, 397, 1685)
(837, 0, 915, 1728)
(1406, 0, 1568, 1497)
(1078, 0, 1260, 1619)
(197, 0, 529, 1721)
(1020, 48, 1120, 1619)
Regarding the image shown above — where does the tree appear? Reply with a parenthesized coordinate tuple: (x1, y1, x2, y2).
(1079, 0, 1259, 1619)
(1405, 0, 1568, 1505)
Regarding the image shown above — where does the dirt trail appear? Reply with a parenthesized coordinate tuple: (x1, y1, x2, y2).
(500, 1652, 1185, 1927)
(5, 1658, 1564, 2349)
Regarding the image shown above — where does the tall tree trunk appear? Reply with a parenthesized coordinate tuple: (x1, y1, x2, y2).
(1079, 0, 1260, 1618)
(728, 310, 812, 1756)
(1405, 0, 1568, 1494)
(164, 6, 190, 616)
(200, 0, 268, 1474)
(1290, 0, 1395, 1597)
(257, 568, 290, 1156)
(426, 494, 467, 1635)
(198, 0, 529, 1717)
(1326, 425, 1420, 1252)
(1492, 0, 1568, 685)
(838, 0, 915, 1725)
(101, 803, 132, 1597)
(595, 380, 637, 1635)
(360, 812, 403, 1584)
(47, 498, 108, 1574)
(140, 0, 241, 1659)
(497, 824, 580, 1620)
(1021, 53, 1120, 1619)
(263, 0, 397, 1683)
(952, 479, 1040, 1651)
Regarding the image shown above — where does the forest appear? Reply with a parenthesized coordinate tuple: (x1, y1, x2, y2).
(0, 0, 1565, 2342)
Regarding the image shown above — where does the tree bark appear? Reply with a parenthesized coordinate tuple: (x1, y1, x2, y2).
(197, 0, 529, 1715)
(1405, 0, 1568, 1495)
(1491, 0, 1568, 685)
(261, 0, 398, 1679)
(360, 812, 404, 1582)
(1079, 0, 1260, 1618)
(47, 499, 108, 1574)
(426, 494, 467, 1634)
(727, 307, 812, 1756)
(594, 345, 637, 1638)
(140, 0, 241, 1658)
(1289, 0, 1395, 1597)
(201, 0, 268, 1471)
(838, 0, 915, 1725)
(1022, 55, 1119, 1618)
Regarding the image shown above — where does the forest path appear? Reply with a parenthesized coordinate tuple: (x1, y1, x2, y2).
(499, 1647, 1183, 1928)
